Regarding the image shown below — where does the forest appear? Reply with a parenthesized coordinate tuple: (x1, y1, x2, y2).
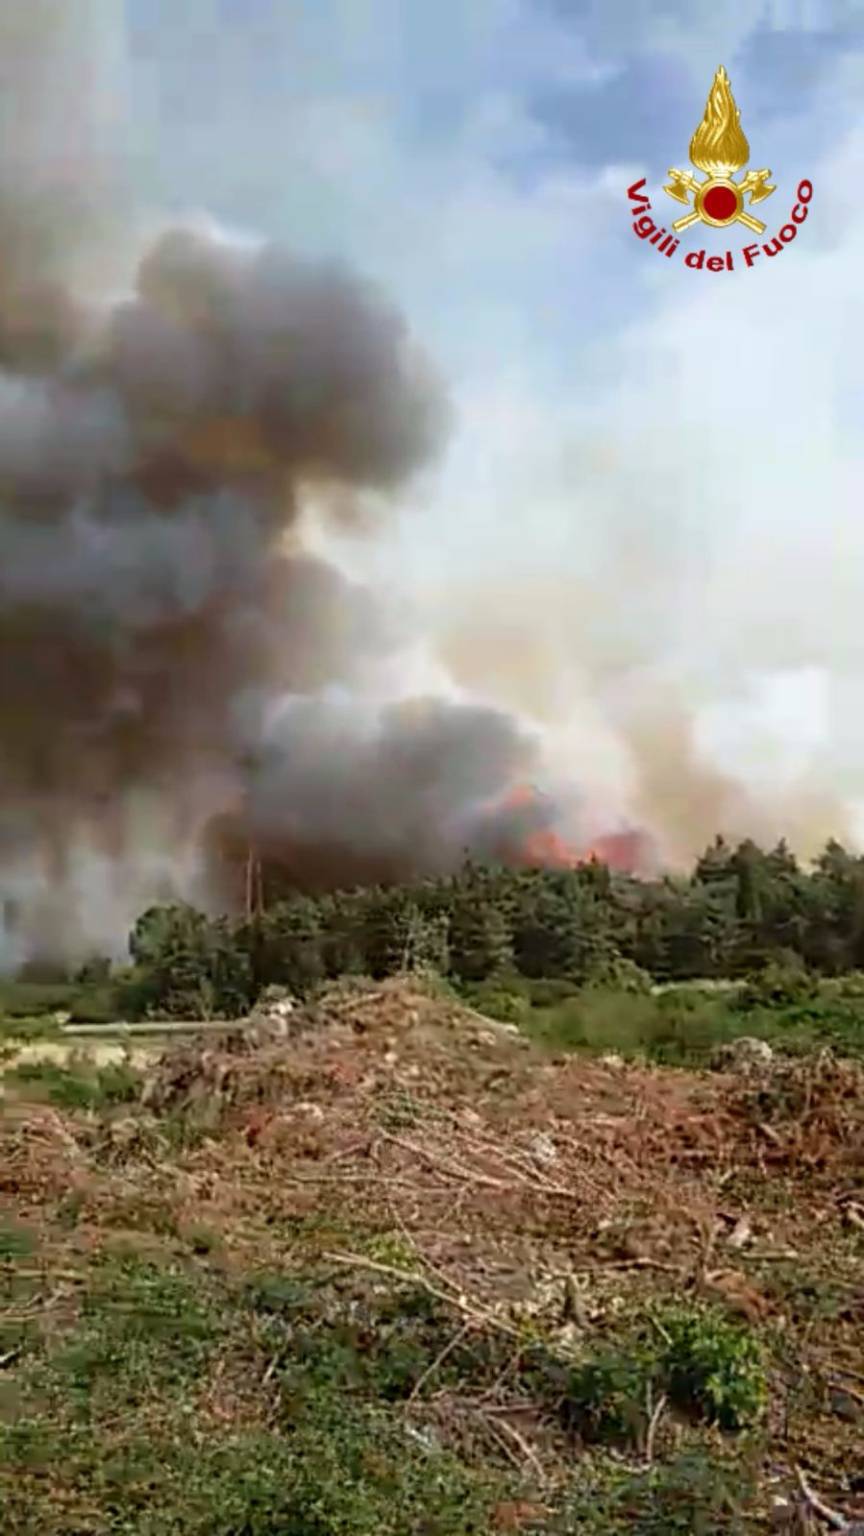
(78, 833, 864, 1027)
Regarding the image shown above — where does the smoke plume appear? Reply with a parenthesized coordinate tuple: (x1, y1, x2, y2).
(0, 3, 580, 968)
(3, 7, 843, 969)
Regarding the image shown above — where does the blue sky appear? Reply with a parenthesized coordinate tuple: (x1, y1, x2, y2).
(118, 0, 863, 432)
(119, 0, 864, 859)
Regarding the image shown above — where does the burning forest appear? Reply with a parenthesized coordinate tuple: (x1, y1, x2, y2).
(0, 2, 653, 970)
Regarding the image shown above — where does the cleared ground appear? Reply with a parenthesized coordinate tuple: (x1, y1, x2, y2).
(1, 977, 862, 1532)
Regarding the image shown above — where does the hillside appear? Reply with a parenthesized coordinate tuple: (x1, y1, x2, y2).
(1, 977, 863, 1532)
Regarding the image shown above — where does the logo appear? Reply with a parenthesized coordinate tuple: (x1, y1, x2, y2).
(664, 65, 774, 234)
(625, 65, 813, 273)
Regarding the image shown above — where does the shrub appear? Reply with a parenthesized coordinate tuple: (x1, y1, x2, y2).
(539, 1304, 766, 1449)
(738, 954, 817, 1010)
(555, 1446, 756, 1534)
(658, 1304, 767, 1430)
(8, 1058, 141, 1111)
(562, 1346, 654, 1444)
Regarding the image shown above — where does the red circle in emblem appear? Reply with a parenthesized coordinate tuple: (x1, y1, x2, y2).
(701, 184, 738, 222)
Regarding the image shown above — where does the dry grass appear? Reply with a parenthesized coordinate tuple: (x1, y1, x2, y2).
(1, 976, 863, 1531)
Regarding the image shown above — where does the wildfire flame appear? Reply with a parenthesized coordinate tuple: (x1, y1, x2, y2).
(689, 65, 750, 177)
(501, 784, 644, 873)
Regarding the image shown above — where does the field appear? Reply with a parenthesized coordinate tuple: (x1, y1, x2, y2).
(1, 975, 863, 1533)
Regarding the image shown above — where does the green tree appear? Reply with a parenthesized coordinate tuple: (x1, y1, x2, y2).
(244, 896, 326, 997)
(129, 904, 252, 1018)
(509, 870, 614, 982)
(447, 894, 513, 982)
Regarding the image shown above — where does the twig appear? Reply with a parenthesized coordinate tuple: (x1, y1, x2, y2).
(757, 1122, 783, 1145)
(379, 1134, 519, 1192)
(484, 1419, 525, 1471)
(481, 1346, 526, 1402)
(440, 1112, 578, 1195)
(262, 1352, 280, 1386)
(1, 1267, 85, 1284)
(408, 1321, 473, 1401)
(386, 1195, 463, 1298)
(322, 1250, 521, 1338)
(747, 1248, 800, 1261)
(571, 1258, 681, 1275)
(382, 1128, 581, 1200)
(828, 1376, 864, 1407)
(795, 1466, 849, 1531)
(834, 1366, 864, 1389)
(489, 1415, 546, 1484)
(283, 1172, 446, 1191)
(644, 1392, 666, 1464)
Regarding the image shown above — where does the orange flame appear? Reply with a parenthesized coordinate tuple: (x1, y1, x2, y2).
(500, 784, 643, 873)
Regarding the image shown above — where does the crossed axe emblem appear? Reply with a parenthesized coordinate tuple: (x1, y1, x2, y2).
(664, 167, 775, 234)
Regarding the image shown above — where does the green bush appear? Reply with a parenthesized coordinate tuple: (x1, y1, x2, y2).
(535, 1304, 766, 1449)
(554, 1447, 756, 1534)
(562, 1346, 653, 1444)
(460, 977, 533, 1025)
(738, 954, 817, 1010)
(659, 1304, 767, 1430)
(8, 1058, 141, 1110)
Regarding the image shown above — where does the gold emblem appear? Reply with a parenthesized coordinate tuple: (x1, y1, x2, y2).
(664, 66, 775, 234)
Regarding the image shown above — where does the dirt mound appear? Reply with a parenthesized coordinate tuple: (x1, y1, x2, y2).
(139, 976, 531, 1121)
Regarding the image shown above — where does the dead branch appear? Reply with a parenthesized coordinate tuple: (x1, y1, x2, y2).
(644, 1392, 667, 1464)
(487, 1414, 546, 1484)
(795, 1466, 850, 1531)
(322, 1250, 522, 1339)
(408, 1320, 473, 1401)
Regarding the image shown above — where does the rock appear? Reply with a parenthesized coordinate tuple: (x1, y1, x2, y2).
(599, 1051, 624, 1069)
(256, 985, 296, 1015)
(460, 1108, 483, 1127)
(293, 1101, 325, 1123)
(727, 1216, 753, 1250)
(527, 1131, 557, 1166)
(829, 1387, 862, 1422)
(250, 986, 298, 1037)
(248, 987, 300, 1043)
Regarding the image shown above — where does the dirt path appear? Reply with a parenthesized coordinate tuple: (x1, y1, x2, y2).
(1, 1038, 158, 1073)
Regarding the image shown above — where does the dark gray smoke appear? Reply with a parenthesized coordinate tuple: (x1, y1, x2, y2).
(0, 10, 562, 967)
(238, 694, 537, 870)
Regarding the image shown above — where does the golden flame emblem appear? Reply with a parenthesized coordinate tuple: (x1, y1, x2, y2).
(664, 66, 775, 234)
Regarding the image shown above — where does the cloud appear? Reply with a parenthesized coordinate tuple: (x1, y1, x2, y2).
(365, 41, 864, 861)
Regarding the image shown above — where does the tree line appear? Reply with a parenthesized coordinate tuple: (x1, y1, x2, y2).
(118, 835, 864, 1017)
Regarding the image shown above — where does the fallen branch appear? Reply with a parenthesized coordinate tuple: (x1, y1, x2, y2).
(322, 1250, 521, 1339)
(487, 1414, 546, 1484)
(571, 1257, 681, 1275)
(1, 1267, 85, 1284)
(283, 1171, 447, 1192)
(379, 1133, 521, 1192)
(795, 1466, 851, 1531)
(644, 1392, 667, 1464)
(408, 1320, 473, 1401)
